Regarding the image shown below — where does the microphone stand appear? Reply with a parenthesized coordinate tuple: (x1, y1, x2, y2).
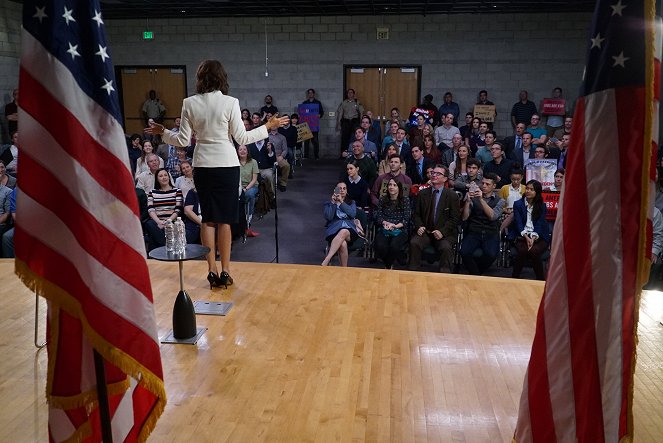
(271, 163, 279, 263)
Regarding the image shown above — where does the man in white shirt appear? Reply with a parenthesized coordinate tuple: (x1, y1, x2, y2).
(434, 113, 460, 150)
(136, 153, 164, 194)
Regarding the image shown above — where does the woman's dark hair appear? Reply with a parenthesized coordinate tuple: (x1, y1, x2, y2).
(154, 168, 174, 190)
(380, 178, 405, 209)
(195, 60, 229, 95)
(346, 160, 362, 175)
(241, 108, 250, 118)
(555, 168, 565, 176)
(525, 179, 544, 220)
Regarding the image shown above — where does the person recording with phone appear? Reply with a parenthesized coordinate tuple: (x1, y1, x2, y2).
(321, 182, 359, 267)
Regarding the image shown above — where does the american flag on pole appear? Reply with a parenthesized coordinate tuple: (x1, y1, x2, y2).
(16, 1, 166, 441)
(514, 0, 660, 442)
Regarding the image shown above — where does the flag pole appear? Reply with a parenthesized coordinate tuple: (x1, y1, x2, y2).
(93, 350, 114, 443)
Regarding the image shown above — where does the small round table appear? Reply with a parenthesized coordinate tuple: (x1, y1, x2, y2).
(149, 244, 210, 341)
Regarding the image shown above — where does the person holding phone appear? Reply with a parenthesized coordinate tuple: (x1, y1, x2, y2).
(321, 182, 359, 267)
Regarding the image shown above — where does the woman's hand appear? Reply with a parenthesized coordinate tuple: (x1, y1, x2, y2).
(525, 234, 534, 250)
(144, 120, 165, 136)
(157, 219, 165, 230)
(266, 113, 289, 131)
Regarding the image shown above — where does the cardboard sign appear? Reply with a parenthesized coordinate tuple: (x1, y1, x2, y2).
(298, 103, 321, 132)
(542, 98, 566, 116)
(542, 191, 560, 221)
(525, 159, 558, 189)
(296, 122, 314, 143)
(473, 104, 496, 122)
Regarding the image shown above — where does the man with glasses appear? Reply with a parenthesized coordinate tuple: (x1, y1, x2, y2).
(409, 165, 460, 273)
(460, 173, 505, 275)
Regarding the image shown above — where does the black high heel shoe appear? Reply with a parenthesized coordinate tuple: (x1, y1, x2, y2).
(207, 272, 220, 289)
(219, 271, 233, 289)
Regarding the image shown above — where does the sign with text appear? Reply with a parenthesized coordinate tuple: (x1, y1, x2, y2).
(525, 159, 558, 189)
(296, 122, 314, 143)
(542, 98, 566, 116)
(473, 104, 496, 122)
(298, 103, 321, 132)
(542, 191, 560, 221)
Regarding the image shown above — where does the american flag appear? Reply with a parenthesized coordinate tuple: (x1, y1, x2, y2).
(514, 0, 660, 441)
(16, 1, 166, 441)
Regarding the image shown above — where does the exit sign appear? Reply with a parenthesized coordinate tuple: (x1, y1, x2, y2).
(143, 31, 154, 40)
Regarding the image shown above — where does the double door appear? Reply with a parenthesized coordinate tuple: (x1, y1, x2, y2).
(115, 66, 188, 135)
(344, 65, 420, 130)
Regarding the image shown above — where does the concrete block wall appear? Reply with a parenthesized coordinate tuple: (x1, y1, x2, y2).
(0, 4, 592, 153)
(0, 0, 21, 143)
(105, 12, 591, 157)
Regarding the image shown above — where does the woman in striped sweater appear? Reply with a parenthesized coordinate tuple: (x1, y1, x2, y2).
(146, 168, 183, 250)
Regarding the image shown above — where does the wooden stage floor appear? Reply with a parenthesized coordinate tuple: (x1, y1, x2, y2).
(1, 259, 662, 442)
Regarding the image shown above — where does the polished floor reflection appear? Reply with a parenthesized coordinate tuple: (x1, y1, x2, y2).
(0, 260, 661, 442)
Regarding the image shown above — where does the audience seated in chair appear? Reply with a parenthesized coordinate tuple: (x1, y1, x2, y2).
(483, 141, 515, 188)
(135, 140, 164, 179)
(174, 160, 195, 200)
(183, 188, 203, 244)
(1, 187, 16, 258)
(321, 182, 360, 267)
(645, 206, 663, 289)
(136, 153, 172, 194)
(238, 145, 261, 237)
(511, 180, 550, 280)
(345, 140, 378, 187)
(378, 144, 404, 176)
(0, 181, 12, 237)
(447, 142, 470, 185)
(409, 165, 461, 273)
(371, 154, 412, 206)
(145, 168, 183, 251)
(343, 127, 378, 162)
(453, 158, 482, 199)
(459, 172, 506, 275)
(405, 146, 433, 185)
(373, 179, 411, 269)
(422, 134, 441, 164)
(344, 161, 371, 208)
(498, 168, 526, 234)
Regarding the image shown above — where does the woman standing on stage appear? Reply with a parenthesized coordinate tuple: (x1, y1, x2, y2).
(147, 59, 287, 289)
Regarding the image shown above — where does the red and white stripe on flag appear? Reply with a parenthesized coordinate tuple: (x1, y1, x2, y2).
(15, 2, 166, 441)
(513, 1, 660, 442)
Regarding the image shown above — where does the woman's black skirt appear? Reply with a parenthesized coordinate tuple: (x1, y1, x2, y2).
(193, 166, 240, 224)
